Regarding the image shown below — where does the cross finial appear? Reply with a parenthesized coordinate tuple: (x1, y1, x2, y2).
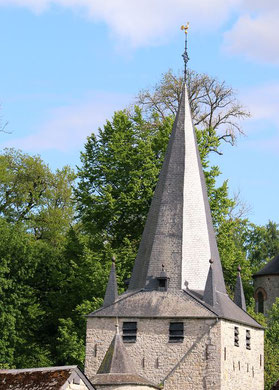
(181, 22, 190, 82)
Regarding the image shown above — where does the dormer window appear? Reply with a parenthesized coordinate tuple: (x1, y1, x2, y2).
(157, 264, 169, 291)
(158, 278, 167, 289)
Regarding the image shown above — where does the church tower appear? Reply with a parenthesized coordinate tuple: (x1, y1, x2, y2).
(85, 29, 264, 390)
(253, 253, 279, 315)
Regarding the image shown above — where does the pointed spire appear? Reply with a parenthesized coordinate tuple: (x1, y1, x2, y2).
(203, 259, 216, 307)
(234, 266, 246, 311)
(103, 256, 118, 307)
(128, 82, 226, 295)
(92, 322, 159, 389)
(97, 321, 136, 375)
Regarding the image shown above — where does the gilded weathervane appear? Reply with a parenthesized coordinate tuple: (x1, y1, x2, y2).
(181, 22, 190, 82)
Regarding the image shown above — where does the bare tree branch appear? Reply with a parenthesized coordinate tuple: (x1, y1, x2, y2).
(136, 69, 250, 149)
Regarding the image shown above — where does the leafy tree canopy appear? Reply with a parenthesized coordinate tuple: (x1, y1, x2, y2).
(0, 148, 75, 244)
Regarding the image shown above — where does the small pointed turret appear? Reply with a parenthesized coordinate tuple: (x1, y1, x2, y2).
(203, 259, 216, 307)
(103, 256, 118, 307)
(97, 322, 135, 375)
(234, 266, 246, 311)
(92, 321, 159, 389)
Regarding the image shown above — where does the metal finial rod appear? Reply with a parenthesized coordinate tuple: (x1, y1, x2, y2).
(181, 23, 190, 82)
(115, 317, 119, 334)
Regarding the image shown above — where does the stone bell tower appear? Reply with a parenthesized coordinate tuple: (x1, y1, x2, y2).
(85, 29, 264, 390)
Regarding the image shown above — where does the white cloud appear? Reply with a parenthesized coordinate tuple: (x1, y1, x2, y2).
(223, 0, 279, 64)
(224, 11, 279, 64)
(242, 83, 279, 126)
(2, 0, 279, 61)
(0, 0, 240, 47)
(240, 82, 279, 153)
(1, 92, 130, 152)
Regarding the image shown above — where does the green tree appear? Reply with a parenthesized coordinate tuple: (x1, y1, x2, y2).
(0, 148, 75, 244)
(264, 298, 279, 389)
(0, 218, 52, 368)
(246, 221, 279, 273)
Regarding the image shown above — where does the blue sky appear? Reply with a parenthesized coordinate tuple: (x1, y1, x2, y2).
(0, 1, 278, 226)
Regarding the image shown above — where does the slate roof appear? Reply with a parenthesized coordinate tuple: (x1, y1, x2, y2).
(128, 83, 226, 294)
(253, 254, 279, 277)
(89, 289, 217, 318)
(91, 328, 159, 389)
(88, 288, 261, 328)
(203, 262, 216, 307)
(103, 259, 118, 307)
(0, 366, 95, 390)
(234, 270, 247, 311)
(95, 82, 263, 330)
(97, 327, 135, 374)
(92, 374, 159, 388)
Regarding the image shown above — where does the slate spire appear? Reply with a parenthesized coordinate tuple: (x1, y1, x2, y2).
(97, 322, 136, 375)
(203, 259, 217, 307)
(92, 322, 159, 389)
(234, 266, 246, 311)
(128, 82, 226, 295)
(103, 257, 118, 307)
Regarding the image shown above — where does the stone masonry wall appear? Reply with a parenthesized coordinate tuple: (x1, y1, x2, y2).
(254, 275, 279, 315)
(85, 317, 221, 390)
(220, 320, 264, 390)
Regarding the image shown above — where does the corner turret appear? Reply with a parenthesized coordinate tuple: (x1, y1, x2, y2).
(103, 257, 118, 307)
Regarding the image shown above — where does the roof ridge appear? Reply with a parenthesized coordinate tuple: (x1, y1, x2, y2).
(88, 289, 143, 316)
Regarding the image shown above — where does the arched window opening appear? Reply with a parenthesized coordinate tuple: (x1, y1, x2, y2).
(257, 291, 264, 314)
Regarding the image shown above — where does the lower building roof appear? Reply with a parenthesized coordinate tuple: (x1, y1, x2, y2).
(0, 366, 95, 390)
(91, 373, 159, 388)
(253, 254, 279, 277)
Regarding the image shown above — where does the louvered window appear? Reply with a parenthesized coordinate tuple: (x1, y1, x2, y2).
(246, 330, 251, 350)
(122, 322, 137, 343)
(169, 322, 184, 343)
(234, 327, 239, 347)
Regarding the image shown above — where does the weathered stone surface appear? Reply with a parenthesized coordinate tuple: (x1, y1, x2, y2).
(85, 318, 264, 390)
(220, 320, 264, 390)
(254, 275, 279, 315)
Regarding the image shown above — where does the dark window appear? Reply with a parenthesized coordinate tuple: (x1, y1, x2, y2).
(257, 291, 264, 314)
(158, 278, 167, 289)
(246, 330, 251, 350)
(234, 327, 239, 347)
(169, 322, 184, 343)
(122, 322, 137, 343)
